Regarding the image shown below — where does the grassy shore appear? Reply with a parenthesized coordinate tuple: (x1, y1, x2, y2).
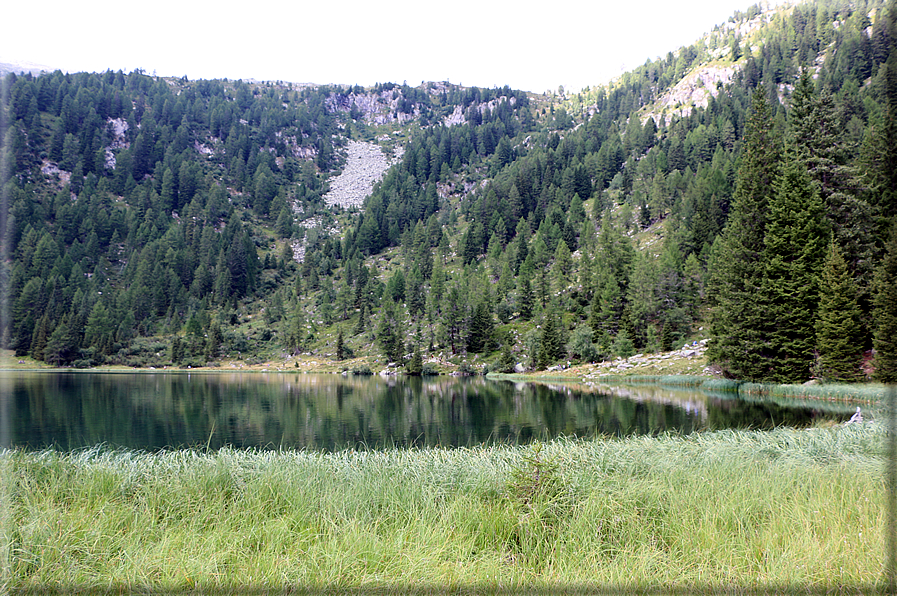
(2, 422, 888, 593)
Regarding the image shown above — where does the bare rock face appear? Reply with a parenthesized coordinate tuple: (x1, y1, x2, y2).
(323, 141, 402, 210)
(443, 105, 465, 126)
(649, 64, 738, 126)
(326, 89, 419, 126)
(107, 118, 130, 149)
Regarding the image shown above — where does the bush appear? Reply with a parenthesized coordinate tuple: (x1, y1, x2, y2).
(180, 357, 206, 369)
(457, 362, 478, 376)
(110, 338, 169, 368)
(506, 443, 574, 569)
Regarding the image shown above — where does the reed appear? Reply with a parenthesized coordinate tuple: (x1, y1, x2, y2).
(699, 378, 742, 393)
(3, 424, 887, 593)
(591, 374, 709, 387)
(765, 382, 888, 404)
(601, 376, 888, 405)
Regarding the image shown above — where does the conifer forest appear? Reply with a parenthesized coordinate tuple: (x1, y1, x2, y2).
(3, 0, 897, 385)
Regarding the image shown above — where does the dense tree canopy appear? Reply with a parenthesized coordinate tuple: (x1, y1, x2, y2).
(1, 0, 894, 382)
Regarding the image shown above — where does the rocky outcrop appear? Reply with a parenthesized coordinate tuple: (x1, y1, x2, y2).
(443, 105, 465, 126)
(441, 95, 517, 127)
(647, 64, 739, 126)
(326, 89, 419, 126)
(107, 118, 130, 150)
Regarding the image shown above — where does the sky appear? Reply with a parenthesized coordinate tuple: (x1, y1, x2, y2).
(2, 0, 767, 93)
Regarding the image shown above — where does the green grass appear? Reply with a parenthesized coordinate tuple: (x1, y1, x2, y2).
(591, 374, 710, 387)
(2, 423, 888, 593)
(598, 376, 889, 406)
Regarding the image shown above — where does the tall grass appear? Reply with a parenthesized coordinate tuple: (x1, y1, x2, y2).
(590, 374, 709, 387)
(603, 375, 888, 405)
(3, 424, 887, 592)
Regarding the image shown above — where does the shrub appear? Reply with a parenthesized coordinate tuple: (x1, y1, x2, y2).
(457, 362, 478, 376)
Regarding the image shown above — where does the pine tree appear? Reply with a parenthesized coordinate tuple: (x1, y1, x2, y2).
(536, 267, 550, 308)
(498, 342, 517, 373)
(790, 68, 875, 317)
(590, 267, 623, 338)
(442, 283, 465, 355)
(612, 328, 635, 359)
(627, 251, 659, 349)
(287, 306, 306, 355)
(353, 301, 367, 336)
(816, 240, 865, 382)
(873, 225, 897, 383)
(551, 238, 573, 292)
(708, 89, 783, 380)
(30, 313, 51, 361)
(757, 157, 829, 383)
(336, 328, 347, 361)
(43, 312, 81, 366)
(518, 274, 534, 321)
(536, 307, 566, 369)
(862, 12, 897, 242)
(377, 297, 404, 363)
(466, 300, 494, 354)
(406, 267, 425, 319)
(171, 336, 185, 365)
(406, 339, 423, 376)
(204, 325, 223, 360)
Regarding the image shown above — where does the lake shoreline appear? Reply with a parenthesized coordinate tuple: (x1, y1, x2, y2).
(3, 353, 889, 407)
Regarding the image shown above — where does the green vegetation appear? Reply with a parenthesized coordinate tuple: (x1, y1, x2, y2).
(600, 375, 889, 406)
(4, 423, 885, 592)
(874, 224, 897, 383)
(816, 240, 866, 382)
(2, 0, 896, 384)
(4, 3, 894, 592)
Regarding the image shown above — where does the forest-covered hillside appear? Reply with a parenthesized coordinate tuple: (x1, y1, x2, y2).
(2, 0, 896, 383)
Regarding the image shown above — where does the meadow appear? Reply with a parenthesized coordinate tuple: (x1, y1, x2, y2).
(2, 421, 888, 593)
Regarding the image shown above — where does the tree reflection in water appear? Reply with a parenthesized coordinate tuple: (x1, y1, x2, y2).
(5, 372, 853, 451)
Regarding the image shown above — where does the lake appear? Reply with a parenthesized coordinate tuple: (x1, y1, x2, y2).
(0, 371, 858, 451)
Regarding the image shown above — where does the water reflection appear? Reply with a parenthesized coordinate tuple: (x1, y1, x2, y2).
(2, 372, 852, 451)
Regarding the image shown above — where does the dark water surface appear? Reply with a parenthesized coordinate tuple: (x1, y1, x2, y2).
(0, 371, 857, 451)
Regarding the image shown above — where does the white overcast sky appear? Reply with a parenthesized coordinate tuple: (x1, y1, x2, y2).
(3, 0, 765, 93)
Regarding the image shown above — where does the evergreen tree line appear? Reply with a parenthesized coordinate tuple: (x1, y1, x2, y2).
(1, 0, 895, 383)
(0, 66, 536, 367)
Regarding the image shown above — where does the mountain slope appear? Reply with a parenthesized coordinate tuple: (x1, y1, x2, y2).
(3, 0, 895, 382)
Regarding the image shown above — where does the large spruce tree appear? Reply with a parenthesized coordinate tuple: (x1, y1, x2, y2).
(466, 300, 494, 354)
(816, 239, 865, 382)
(707, 89, 782, 380)
(757, 157, 829, 383)
(790, 68, 875, 319)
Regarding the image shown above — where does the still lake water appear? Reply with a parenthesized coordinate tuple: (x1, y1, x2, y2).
(0, 371, 858, 452)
